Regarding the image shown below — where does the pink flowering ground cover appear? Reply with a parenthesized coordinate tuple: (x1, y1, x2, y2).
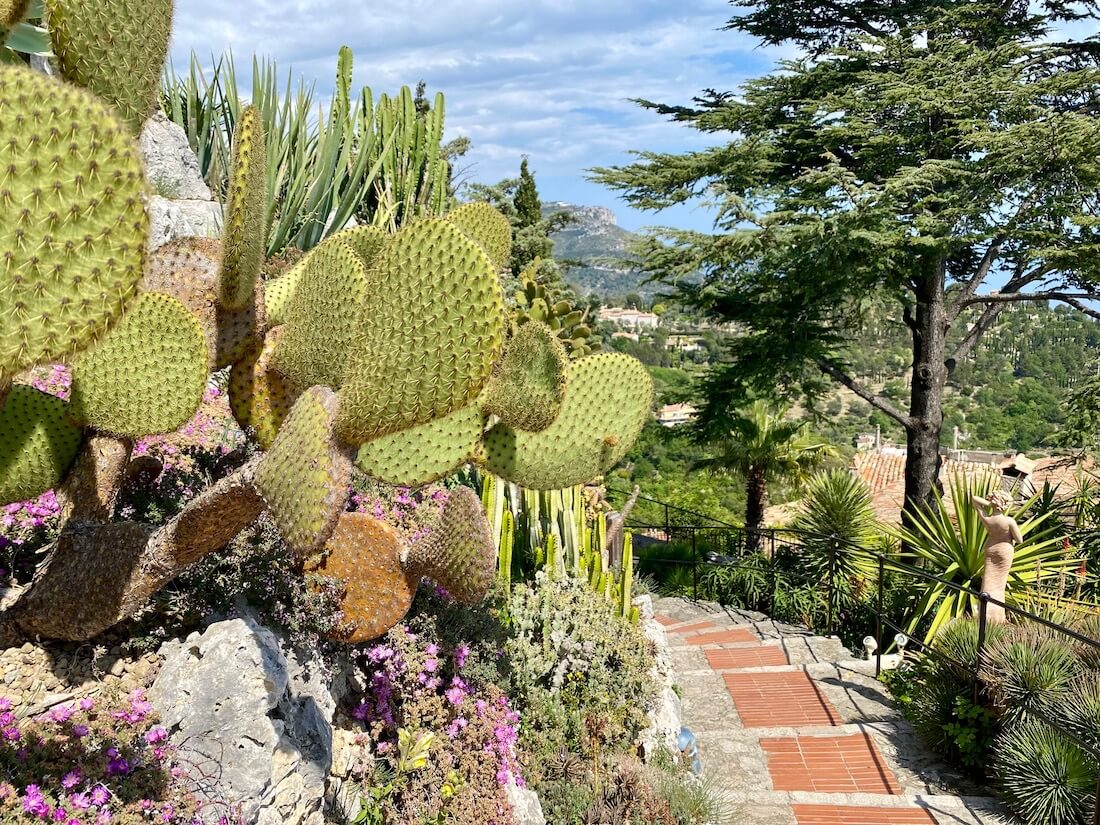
(0, 691, 237, 825)
(346, 616, 521, 825)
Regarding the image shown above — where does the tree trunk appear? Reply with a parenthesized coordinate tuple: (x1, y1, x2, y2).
(2, 457, 265, 642)
(744, 466, 767, 553)
(903, 263, 949, 524)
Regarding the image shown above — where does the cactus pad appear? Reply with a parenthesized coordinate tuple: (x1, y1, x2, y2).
(45, 0, 173, 132)
(271, 239, 368, 390)
(480, 352, 653, 489)
(407, 486, 495, 605)
(0, 385, 82, 506)
(356, 404, 485, 486)
(263, 260, 304, 327)
(306, 512, 419, 643)
(0, 66, 148, 383)
(220, 106, 267, 311)
(330, 224, 388, 266)
(229, 327, 297, 449)
(482, 321, 567, 432)
(336, 219, 505, 443)
(254, 386, 354, 556)
(69, 292, 208, 437)
(0, 0, 29, 43)
(446, 202, 512, 271)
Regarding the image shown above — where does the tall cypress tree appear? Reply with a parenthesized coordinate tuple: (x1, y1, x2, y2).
(515, 157, 542, 229)
(594, 1, 1100, 521)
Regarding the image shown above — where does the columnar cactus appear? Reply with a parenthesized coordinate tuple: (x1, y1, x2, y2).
(0, 2, 654, 644)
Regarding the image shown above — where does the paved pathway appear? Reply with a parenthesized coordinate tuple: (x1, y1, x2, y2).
(652, 597, 1012, 825)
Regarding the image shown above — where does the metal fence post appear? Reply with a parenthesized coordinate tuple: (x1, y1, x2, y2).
(664, 504, 670, 543)
(691, 529, 698, 602)
(875, 555, 884, 678)
(975, 593, 990, 706)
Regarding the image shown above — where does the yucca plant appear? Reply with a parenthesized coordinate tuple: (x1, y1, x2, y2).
(995, 721, 1098, 825)
(981, 626, 1082, 724)
(791, 469, 879, 628)
(888, 473, 1076, 642)
(1060, 674, 1100, 755)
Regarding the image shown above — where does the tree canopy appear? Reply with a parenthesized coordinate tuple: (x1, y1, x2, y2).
(593, 0, 1100, 517)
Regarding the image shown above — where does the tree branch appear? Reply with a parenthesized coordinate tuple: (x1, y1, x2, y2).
(959, 291, 1099, 308)
(814, 358, 911, 429)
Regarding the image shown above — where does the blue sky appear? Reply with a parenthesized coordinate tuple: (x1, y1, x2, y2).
(171, 0, 786, 233)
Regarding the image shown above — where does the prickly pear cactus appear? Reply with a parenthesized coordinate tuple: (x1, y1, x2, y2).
(45, 0, 173, 132)
(0, 65, 148, 384)
(69, 292, 209, 437)
(0, 386, 82, 504)
(220, 106, 268, 311)
(335, 219, 506, 443)
(482, 320, 567, 432)
(356, 404, 485, 487)
(447, 201, 513, 271)
(408, 486, 497, 605)
(481, 352, 654, 490)
(229, 328, 297, 450)
(306, 512, 419, 643)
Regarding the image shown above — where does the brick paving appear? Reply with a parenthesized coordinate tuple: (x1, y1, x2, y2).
(706, 646, 789, 669)
(792, 805, 936, 824)
(653, 604, 1008, 825)
(762, 733, 902, 794)
(723, 671, 843, 728)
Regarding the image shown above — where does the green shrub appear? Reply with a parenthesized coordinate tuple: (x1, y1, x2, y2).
(982, 627, 1081, 723)
(995, 721, 1098, 825)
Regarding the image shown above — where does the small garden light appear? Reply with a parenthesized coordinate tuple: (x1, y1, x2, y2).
(863, 635, 878, 660)
(894, 632, 909, 658)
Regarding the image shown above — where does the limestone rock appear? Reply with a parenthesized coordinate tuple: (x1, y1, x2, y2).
(505, 780, 546, 825)
(140, 112, 213, 201)
(150, 617, 335, 825)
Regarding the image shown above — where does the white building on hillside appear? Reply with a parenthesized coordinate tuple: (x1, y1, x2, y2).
(599, 307, 660, 329)
(657, 403, 697, 427)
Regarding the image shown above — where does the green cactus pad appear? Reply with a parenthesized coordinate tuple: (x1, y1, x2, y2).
(480, 352, 653, 490)
(482, 321, 567, 432)
(254, 386, 354, 556)
(0, 0, 30, 42)
(0, 385, 82, 506)
(69, 292, 208, 437)
(229, 327, 297, 450)
(264, 225, 388, 327)
(407, 485, 495, 605)
(356, 403, 485, 486)
(306, 513, 419, 643)
(271, 239, 368, 390)
(0, 66, 148, 384)
(446, 202, 512, 271)
(220, 106, 267, 311)
(336, 219, 505, 443)
(45, 0, 173, 132)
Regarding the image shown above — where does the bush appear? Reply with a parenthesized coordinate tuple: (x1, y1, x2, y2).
(995, 721, 1098, 825)
(0, 691, 237, 824)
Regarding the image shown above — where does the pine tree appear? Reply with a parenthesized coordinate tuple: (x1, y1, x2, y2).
(593, 0, 1100, 521)
(514, 158, 542, 229)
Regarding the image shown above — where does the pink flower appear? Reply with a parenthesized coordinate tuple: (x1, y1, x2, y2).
(145, 726, 168, 744)
(61, 771, 81, 790)
(90, 785, 110, 806)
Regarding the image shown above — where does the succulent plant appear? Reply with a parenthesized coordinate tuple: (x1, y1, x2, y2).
(513, 260, 599, 359)
(481, 352, 654, 490)
(45, 0, 173, 132)
(0, 0, 30, 43)
(0, 8, 653, 645)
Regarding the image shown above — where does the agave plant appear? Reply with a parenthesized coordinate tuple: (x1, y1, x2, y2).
(995, 721, 1098, 825)
(981, 626, 1082, 724)
(791, 469, 879, 626)
(888, 473, 1077, 642)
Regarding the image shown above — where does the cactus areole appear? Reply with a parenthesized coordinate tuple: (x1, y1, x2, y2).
(0, 15, 653, 644)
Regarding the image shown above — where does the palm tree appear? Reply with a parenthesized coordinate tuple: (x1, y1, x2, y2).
(697, 401, 836, 549)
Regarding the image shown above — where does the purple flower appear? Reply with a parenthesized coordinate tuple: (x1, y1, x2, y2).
(49, 705, 73, 723)
(60, 771, 81, 790)
(78, 698, 95, 712)
(107, 753, 130, 776)
(3, 725, 21, 741)
(68, 793, 90, 811)
(23, 785, 48, 817)
(453, 644, 470, 669)
(423, 658, 438, 673)
(90, 785, 110, 806)
(145, 726, 168, 744)
(0, 698, 11, 712)
(71, 724, 89, 738)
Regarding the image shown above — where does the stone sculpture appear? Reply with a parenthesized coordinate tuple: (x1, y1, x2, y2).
(971, 490, 1022, 623)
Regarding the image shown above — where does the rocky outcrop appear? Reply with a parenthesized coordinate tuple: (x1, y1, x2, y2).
(150, 617, 335, 825)
(635, 594, 683, 760)
(139, 112, 222, 251)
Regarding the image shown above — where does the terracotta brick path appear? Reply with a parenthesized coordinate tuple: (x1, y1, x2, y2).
(654, 609, 1000, 824)
(762, 733, 902, 794)
(792, 805, 936, 824)
(722, 671, 843, 728)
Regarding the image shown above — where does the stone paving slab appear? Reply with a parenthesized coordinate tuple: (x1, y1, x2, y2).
(792, 803, 935, 824)
(762, 733, 903, 795)
(723, 671, 843, 727)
